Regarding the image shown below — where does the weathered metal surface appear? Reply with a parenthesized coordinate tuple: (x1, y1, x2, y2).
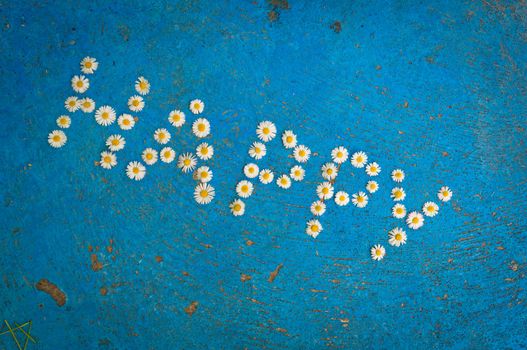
(1, 0, 526, 348)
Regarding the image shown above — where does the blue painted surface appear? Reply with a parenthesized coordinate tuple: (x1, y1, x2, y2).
(1, 0, 526, 349)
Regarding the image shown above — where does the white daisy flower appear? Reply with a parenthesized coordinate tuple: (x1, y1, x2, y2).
(154, 128, 171, 144)
(334, 191, 350, 206)
(48, 130, 67, 148)
(126, 161, 146, 181)
(310, 200, 326, 216)
(331, 146, 349, 164)
(423, 201, 439, 217)
(316, 182, 334, 200)
(168, 110, 185, 127)
(177, 153, 197, 173)
(194, 166, 213, 183)
(392, 204, 407, 219)
(56, 115, 71, 129)
(106, 134, 126, 152)
(64, 96, 80, 112)
(276, 174, 292, 189)
(80, 57, 98, 74)
(194, 183, 215, 204)
(352, 191, 368, 208)
(244, 163, 259, 179)
(259, 169, 274, 184)
(117, 114, 136, 130)
(99, 151, 117, 169)
(230, 199, 246, 216)
(196, 142, 214, 161)
(135, 76, 150, 95)
(71, 75, 89, 93)
(321, 162, 338, 181)
(282, 130, 297, 149)
(290, 165, 305, 181)
(406, 211, 424, 230)
(370, 244, 385, 261)
(293, 145, 311, 163)
(79, 98, 95, 113)
(438, 186, 453, 202)
(160, 147, 176, 163)
(94, 105, 116, 126)
(142, 148, 158, 166)
(388, 228, 407, 247)
(192, 118, 211, 138)
(391, 187, 406, 201)
(306, 219, 323, 238)
(236, 180, 254, 198)
(351, 151, 368, 168)
(128, 95, 145, 112)
(189, 99, 204, 114)
(391, 169, 405, 182)
(256, 121, 277, 142)
(365, 162, 381, 176)
(249, 142, 266, 160)
(366, 180, 379, 193)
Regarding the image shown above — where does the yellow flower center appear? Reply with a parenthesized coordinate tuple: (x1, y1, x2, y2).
(52, 135, 60, 142)
(233, 204, 241, 211)
(394, 191, 402, 198)
(85, 61, 92, 68)
(200, 147, 208, 155)
(68, 100, 76, 106)
(164, 151, 172, 158)
(194, 103, 201, 110)
(357, 196, 364, 203)
(370, 166, 377, 173)
(263, 127, 270, 134)
(200, 190, 209, 198)
(322, 188, 329, 194)
(123, 118, 130, 125)
(327, 168, 333, 175)
(294, 170, 301, 176)
(132, 100, 140, 107)
(427, 206, 435, 212)
(201, 171, 208, 178)
(396, 208, 403, 214)
(254, 147, 261, 154)
(357, 156, 363, 163)
(102, 112, 109, 119)
(281, 178, 287, 185)
(337, 152, 343, 158)
(103, 156, 111, 163)
(172, 114, 180, 122)
(412, 217, 419, 224)
(263, 173, 269, 180)
(184, 159, 191, 166)
(139, 80, 147, 89)
(76, 80, 84, 87)
(315, 205, 321, 211)
(375, 249, 382, 256)
(299, 150, 306, 157)
(395, 233, 402, 241)
(286, 136, 293, 143)
(249, 167, 255, 173)
(241, 185, 248, 192)
(198, 124, 206, 132)
(133, 167, 139, 174)
(442, 191, 449, 197)
(83, 101, 91, 108)
(339, 195, 345, 201)
(146, 153, 153, 160)
(310, 225, 319, 233)
(111, 139, 119, 146)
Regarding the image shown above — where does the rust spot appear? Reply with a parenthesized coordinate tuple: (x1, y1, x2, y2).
(268, 263, 283, 283)
(88, 245, 93, 252)
(91, 254, 103, 271)
(310, 289, 327, 293)
(268, 10, 278, 22)
(155, 256, 163, 263)
(133, 117, 139, 122)
(509, 261, 519, 271)
(403, 101, 409, 108)
(497, 246, 505, 250)
(100, 287, 108, 296)
(200, 243, 212, 249)
(106, 239, 113, 253)
(182, 271, 190, 276)
(36, 279, 66, 307)
(246, 239, 255, 246)
(331, 279, 340, 284)
(442, 151, 449, 157)
(241, 273, 252, 282)
(375, 65, 382, 70)
(184, 301, 198, 316)
(94, 161, 100, 166)
(330, 21, 342, 33)
(269, 0, 289, 9)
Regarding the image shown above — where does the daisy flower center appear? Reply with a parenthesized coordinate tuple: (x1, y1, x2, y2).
(371, 167, 377, 172)
(123, 119, 131, 125)
(184, 159, 191, 166)
(357, 156, 363, 162)
(102, 112, 109, 119)
(52, 135, 61, 142)
(395, 191, 402, 198)
(133, 167, 139, 174)
(173, 115, 180, 122)
(299, 150, 306, 157)
(200, 190, 209, 198)
(443, 191, 449, 196)
(280, 178, 287, 185)
(263, 127, 270, 134)
(233, 204, 241, 211)
(146, 153, 153, 160)
(310, 225, 319, 233)
(315, 205, 321, 211)
(139, 81, 147, 89)
(164, 151, 172, 158)
(396, 208, 403, 214)
(76, 81, 84, 87)
(357, 197, 364, 203)
(286, 136, 293, 143)
(194, 103, 200, 110)
(255, 147, 261, 154)
(241, 185, 248, 192)
(263, 173, 269, 180)
(111, 139, 119, 146)
(339, 196, 345, 201)
(159, 133, 165, 139)
(375, 249, 382, 256)
(412, 217, 419, 224)
(395, 233, 402, 240)
(294, 170, 301, 176)
(249, 168, 255, 173)
(198, 124, 206, 132)
(200, 148, 208, 155)
(69, 101, 76, 106)
(83, 101, 91, 108)
(132, 100, 140, 107)
(103, 156, 111, 163)
(337, 152, 343, 158)
(85, 61, 92, 68)
(201, 171, 208, 178)
(327, 169, 333, 175)
(322, 188, 329, 194)
(428, 206, 434, 212)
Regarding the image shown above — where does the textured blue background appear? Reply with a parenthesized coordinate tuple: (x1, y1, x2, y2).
(1, 0, 526, 349)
